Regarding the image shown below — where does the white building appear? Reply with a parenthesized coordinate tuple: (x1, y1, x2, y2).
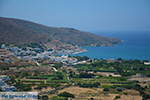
(1, 85, 17, 92)
(144, 62, 150, 65)
(0, 75, 17, 92)
(0, 75, 9, 81)
(0, 79, 6, 86)
(1, 44, 6, 49)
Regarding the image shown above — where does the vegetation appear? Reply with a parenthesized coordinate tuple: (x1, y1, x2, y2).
(14, 82, 32, 91)
(53, 63, 63, 70)
(72, 59, 150, 76)
(0, 17, 121, 47)
(58, 92, 75, 98)
(73, 61, 117, 73)
(21, 80, 44, 82)
(103, 88, 110, 92)
(73, 56, 90, 61)
(34, 82, 48, 90)
(79, 73, 94, 78)
(46, 71, 68, 83)
(114, 96, 121, 99)
(76, 82, 100, 88)
(1, 54, 150, 100)
(41, 95, 49, 100)
(51, 96, 68, 100)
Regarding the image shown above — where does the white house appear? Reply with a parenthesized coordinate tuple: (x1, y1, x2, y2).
(1, 85, 17, 92)
(0, 75, 9, 81)
(0, 79, 6, 86)
(144, 62, 150, 65)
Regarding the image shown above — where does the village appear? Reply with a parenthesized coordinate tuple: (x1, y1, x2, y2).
(0, 44, 88, 66)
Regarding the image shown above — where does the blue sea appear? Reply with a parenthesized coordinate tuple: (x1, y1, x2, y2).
(72, 31, 150, 60)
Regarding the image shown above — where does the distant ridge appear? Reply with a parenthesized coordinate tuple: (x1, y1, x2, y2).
(0, 17, 121, 49)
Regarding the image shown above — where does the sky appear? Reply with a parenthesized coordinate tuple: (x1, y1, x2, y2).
(0, 0, 150, 32)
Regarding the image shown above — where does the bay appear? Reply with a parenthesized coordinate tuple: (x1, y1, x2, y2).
(72, 31, 150, 60)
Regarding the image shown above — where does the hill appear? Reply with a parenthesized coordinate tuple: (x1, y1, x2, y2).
(0, 17, 121, 49)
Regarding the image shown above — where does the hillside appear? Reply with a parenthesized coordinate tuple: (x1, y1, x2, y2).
(0, 17, 121, 49)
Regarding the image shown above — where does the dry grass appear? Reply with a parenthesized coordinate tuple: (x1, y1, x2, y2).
(118, 94, 142, 100)
(122, 89, 140, 95)
(57, 86, 143, 100)
(59, 86, 102, 96)
(67, 67, 78, 74)
(129, 77, 150, 82)
(96, 72, 121, 77)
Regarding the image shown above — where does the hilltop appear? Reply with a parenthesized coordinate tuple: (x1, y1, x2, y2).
(0, 17, 121, 49)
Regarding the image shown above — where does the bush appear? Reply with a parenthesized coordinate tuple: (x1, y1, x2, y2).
(124, 93, 128, 95)
(90, 97, 94, 100)
(34, 86, 42, 90)
(143, 94, 150, 99)
(14, 82, 32, 91)
(117, 88, 123, 92)
(103, 88, 109, 91)
(49, 83, 61, 88)
(58, 92, 75, 98)
(41, 95, 48, 100)
(22, 87, 32, 91)
(114, 96, 121, 99)
(146, 71, 150, 77)
(51, 96, 68, 100)
(79, 73, 94, 78)
(26, 76, 48, 79)
(142, 97, 148, 100)
(78, 82, 100, 88)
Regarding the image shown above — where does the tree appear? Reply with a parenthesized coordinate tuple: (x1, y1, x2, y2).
(133, 59, 141, 64)
(117, 58, 122, 61)
(53, 63, 62, 69)
(83, 56, 90, 60)
(69, 70, 73, 77)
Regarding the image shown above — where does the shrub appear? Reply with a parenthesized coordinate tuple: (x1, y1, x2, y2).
(49, 83, 61, 88)
(79, 73, 94, 78)
(124, 93, 128, 95)
(51, 96, 68, 100)
(143, 94, 150, 99)
(90, 97, 94, 100)
(22, 87, 32, 91)
(103, 88, 109, 91)
(117, 88, 123, 92)
(58, 92, 75, 98)
(114, 96, 121, 99)
(34, 86, 42, 90)
(41, 95, 48, 100)
(78, 82, 100, 88)
(142, 97, 147, 100)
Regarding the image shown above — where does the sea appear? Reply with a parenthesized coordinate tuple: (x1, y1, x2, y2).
(71, 31, 150, 60)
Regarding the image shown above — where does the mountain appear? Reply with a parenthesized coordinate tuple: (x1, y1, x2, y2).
(0, 17, 121, 49)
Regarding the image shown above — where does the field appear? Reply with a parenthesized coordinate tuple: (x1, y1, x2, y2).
(57, 86, 142, 100)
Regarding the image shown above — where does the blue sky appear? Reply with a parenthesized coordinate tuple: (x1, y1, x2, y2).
(0, 0, 150, 32)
